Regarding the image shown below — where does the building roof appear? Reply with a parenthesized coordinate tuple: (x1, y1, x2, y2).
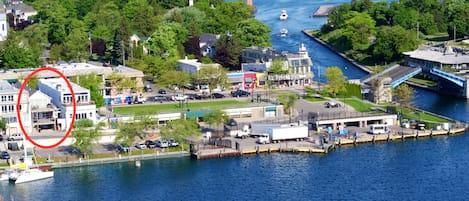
(29, 90, 51, 101)
(8, 3, 36, 14)
(39, 78, 89, 93)
(200, 33, 220, 47)
(0, 80, 17, 94)
(403, 46, 469, 65)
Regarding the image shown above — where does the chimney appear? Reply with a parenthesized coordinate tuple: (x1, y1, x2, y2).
(56, 84, 62, 91)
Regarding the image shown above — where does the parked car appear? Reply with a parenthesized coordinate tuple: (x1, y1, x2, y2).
(8, 133, 23, 141)
(7, 142, 20, 151)
(231, 90, 250, 97)
(211, 93, 225, 99)
(152, 95, 168, 102)
(155, 139, 169, 148)
(117, 144, 130, 153)
(324, 102, 340, 108)
(144, 85, 153, 92)
(168, 139, 179, 147)
(0, 151, 10, 159)
(227, 118, 238, 126)
(186, 93, 202, 100)
(145, 140, 157, 148)
(0, 134, 3, 141)
(172, 94, 187, 101)
(158, 89, 167, 94)
(135, 142, 147, 149)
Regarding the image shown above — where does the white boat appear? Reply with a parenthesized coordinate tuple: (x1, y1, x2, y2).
(9, 168, 54, 184)
(280, 28, 288, 36)
(280, 9, 288, 20)
(8, 141, 54, 184)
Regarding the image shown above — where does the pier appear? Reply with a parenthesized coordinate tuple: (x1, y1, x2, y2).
(312, 5, 336, 17)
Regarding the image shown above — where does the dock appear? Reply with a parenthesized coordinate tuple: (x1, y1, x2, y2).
(312, 5, 336, 17)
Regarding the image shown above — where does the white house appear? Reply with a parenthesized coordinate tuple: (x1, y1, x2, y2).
(38, 78, 96, 131)
(177, 57, 221, 74)
(0, 5, 8, 41)
(0, 80, 31, 135)
(6, 3, 37, 26)
(29, 90, 60, 131)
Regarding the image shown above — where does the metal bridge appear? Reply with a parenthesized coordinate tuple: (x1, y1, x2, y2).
(429, 68, 465, 87)
(361, 65, 422, 88)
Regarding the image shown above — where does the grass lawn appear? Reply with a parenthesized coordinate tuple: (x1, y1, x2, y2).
(113, 100, 251, 115)
(408, 77, 438, 87)
(303, 95, 326, 102)
(343, 99, 374, 112)
(400, 107, 450, 123)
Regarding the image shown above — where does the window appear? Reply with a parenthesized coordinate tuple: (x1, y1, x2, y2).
(1, 96, 5, 101)
(90, 112, 93, 118)
(70, 113, 72, 118)
(8, 96, 13, 101)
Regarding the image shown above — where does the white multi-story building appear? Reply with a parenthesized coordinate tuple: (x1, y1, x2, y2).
(0, 80, 31, 135)
(38, 78, 96, 130)
(0, 4, 9, 41)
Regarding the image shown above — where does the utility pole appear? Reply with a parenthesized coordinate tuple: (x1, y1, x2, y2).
(454, 25, 456, 42)
(317, 65, 321, 91)
(89, 32, 92, 57)
(121, 40, 125, 66)
(416, 22, 419, 40)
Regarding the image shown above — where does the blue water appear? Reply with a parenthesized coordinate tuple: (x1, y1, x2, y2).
(2, 0, 469, 200)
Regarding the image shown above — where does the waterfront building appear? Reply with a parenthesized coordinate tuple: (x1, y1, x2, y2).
(29, 90, 60, 132)
(38, 78, 96, 130)
(403, 45, 469, 70)
(0, 80, 31, 135)
(0, 62, 145, 105)
(177, 57, 222, 75)
(242, 43, 313, 87)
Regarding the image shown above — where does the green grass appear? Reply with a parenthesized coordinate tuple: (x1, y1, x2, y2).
(0, 162, 9, 167)
(303, 95, 326, 102)
(400, 108, 450, 123)
(408, 77, 438, 87)
(113, 100, 251, 115)
(343, 99, 374, 112)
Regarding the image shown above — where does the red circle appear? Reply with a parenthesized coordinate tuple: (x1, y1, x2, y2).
(16, 67, 77, 149)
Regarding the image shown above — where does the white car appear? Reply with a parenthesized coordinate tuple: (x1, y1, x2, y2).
(135, 142, 147, 149)
(8, 133, 23, 141)
(156, 139, 169, 148)
(172, 94, 187, 101)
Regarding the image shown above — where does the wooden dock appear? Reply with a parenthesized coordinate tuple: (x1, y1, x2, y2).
(312, 5, 336, 17)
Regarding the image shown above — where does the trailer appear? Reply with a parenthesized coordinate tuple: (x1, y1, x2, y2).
(256, 125, 309, 144)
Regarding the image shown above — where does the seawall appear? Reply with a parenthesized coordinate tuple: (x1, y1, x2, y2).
(302, 30, 373, 74)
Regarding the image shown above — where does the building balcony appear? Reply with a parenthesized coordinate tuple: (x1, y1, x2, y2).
(62, 100, 95, 106)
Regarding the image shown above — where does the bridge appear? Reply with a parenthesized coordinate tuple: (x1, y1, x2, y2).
(429, 68, 465, 87)
(361, 65, 422, 88)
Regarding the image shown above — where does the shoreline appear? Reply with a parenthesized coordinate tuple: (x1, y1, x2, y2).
(302, 30, 373, 74)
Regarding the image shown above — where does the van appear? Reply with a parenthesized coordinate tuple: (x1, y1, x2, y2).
(368, 124, 390, 134)
(8, 133, 23, 141)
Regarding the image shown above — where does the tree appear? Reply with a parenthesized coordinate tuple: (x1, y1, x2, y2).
(184, 36, 202, 60)
(324, 67, 347, 97)
(196, 66, 228, 96)
(342, 12, 376, 51)
(157, 70, 191, 93)
(71, 73, 105, 107)
(64, 28, 89, 62)
(145, 22, 183, 58)
(394, 83, 415, 108)
(0, 118, 6, 134)
(268, 59, 288, 75)
(160, 118, 201, 149)
(203, 109, 229, 135)
(214, 34, 243, 70)
(28, 75, 39, 89)
(71, 119, 101, 159)
(0, 38, 40, 69)
(277, 93, 298, 121)
(163, 7, 206, 36)
(115, 116, 156, 149)
(373, 25, 419, 61)
(233, 18, 271, 47)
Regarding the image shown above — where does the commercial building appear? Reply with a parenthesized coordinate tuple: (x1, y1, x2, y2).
(38, 78, 96, 131)
(0, 80, 31, 135)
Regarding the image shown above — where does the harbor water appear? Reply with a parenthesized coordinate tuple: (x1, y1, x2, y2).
(2, 0, 469, 200)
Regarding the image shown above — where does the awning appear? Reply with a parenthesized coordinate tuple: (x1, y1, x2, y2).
(265, 106, 276, 112)
(185, 110, 213, 118)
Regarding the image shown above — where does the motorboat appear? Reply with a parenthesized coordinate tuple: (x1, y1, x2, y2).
(280, 28, 288, 36)
(8, 141, 54, 184)
(9, 168, 54, 184)
(0, 168, 17, 181)
(280, 10, 288, 20)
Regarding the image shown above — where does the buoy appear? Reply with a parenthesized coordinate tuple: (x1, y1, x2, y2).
(135, 160, 141, 168)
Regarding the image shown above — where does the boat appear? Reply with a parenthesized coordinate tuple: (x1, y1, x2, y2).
(280, 28, 288, 36)
(8, 141, 54, 184)
(280, 10, 288, 20)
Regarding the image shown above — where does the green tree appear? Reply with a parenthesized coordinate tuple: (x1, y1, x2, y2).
(373, 25, 419, 61)
(163, 7, 206, 36)
(214, 34, 243, 70)
(196, 66, 228, 96)
(160, 118, 201, 149)
(28, 75, 39, 89)
(342, 12, 376, 51)
(71, 73, 105, 107)
(71, 119, 101, 159)
(0, 118, 6, 134)
(0, 38, 40, 69)
(203, 109, 229, 134)
(277, 93, 298, 120)
(64, 28, 89, 61)
(267, 59, 288, 75)
(324, 66, 347, 97)
(157, 70, 191, 93)
(233, 18, 271, 47)
(115, 116, 156, 147)
(146, 22, 183, 58)
(394, 83, 415, 108)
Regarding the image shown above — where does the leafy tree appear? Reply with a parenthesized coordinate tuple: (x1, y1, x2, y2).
(163, 7, 206, 36)
(324, 66, 347, 97)
(372, 25, 419, 61)
(146, 22, 182, 58)
(115, 116, 156, 147)
(157, 70, 191, 93)
(28, 75, 39, 89)
(203, 1, 253, 34)
(203, 109, 229, 132)
(71, 119, 101, 159)
(71, 73, 105, 107)
(110, 29, 122, 65)
(47, 22, 67, 45)
(214, 34, 243, 70)
(394, 83, 415, 108)
(0, 37, 40, 69)
(368, 1, 390, 26)
(64, 28, 89, 62)
(277, 93, 298, 120)
(0, 118, 6, 134)
(196, 66, 228, 96)
(233, 18, 271, 47)
(268, 59, 288, 75)
(124, 0, 159, 36)
(184, 36, 202, 60)
(160, 118, 201, 149)
(342, 12, 376, 51)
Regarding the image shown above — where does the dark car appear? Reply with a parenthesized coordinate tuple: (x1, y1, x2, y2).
(227, 118, 237, 126)
(145, 140, 157, 148)
(186, 93, 202, 100)
(117, 144, 130, 153)
(0, 134, 3, 141)
(158, 89, 167, 94)
(231, 90, 250, 97)
(211, 93, 225, 99)
(144, 85, 153, 92)
(0, 151, 10, 159)
(153, 95, 168, 103)
(7, 142, 20, 151)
